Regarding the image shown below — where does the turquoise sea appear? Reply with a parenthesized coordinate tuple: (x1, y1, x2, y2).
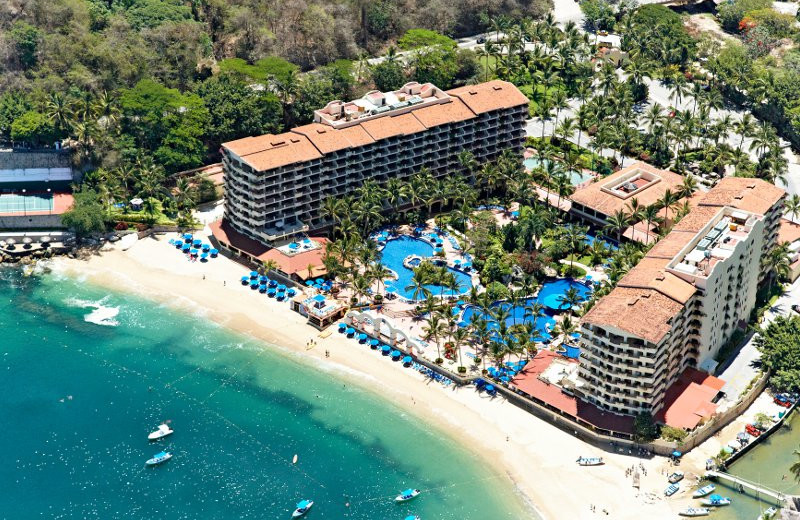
(0, 267, 534, 519)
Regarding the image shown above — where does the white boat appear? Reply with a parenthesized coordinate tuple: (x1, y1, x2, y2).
(758, 506, 779, 520)
(292, 499, 313, 518)
(404, 516, 421, 520)
(668, 470, 685, 483)
(147, 424, 173, 440)
(693, 484, 715, 498)
(679, 508, 710, 517)
(576, 456, 604, 466)
(395, 489, 421, 502)
(145, 451, 172, 466)
(701, 494, 731, 507)
(665, 483, 680, 496)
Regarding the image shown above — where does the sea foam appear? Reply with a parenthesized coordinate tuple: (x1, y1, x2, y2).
(65, 296, 120, 326)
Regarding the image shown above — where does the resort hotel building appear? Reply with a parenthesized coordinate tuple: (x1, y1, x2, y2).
(577, 177, 785, 419)
(218, 80, 529, 246)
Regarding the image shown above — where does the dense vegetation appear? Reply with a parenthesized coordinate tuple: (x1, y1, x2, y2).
(756, 316, 800, 393)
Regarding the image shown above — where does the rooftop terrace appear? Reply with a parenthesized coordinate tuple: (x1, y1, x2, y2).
(668, 208, 758, 279)
(314, 82, 449, 128)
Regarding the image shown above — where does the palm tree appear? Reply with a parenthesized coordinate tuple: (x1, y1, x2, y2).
(423, 312, 448, 362)
(45, 92, 74, 134)
(678, 174, 697, 200)
(173, 177, 198, 212)
(762, 243, 791, 293)
(603, 209, 630, 243)
(452, 327, 470, 372)
(557, 287, 584, 317)
(790, 447, 800, 482)
(564, 225, 587, 274)
(405, 272, 432, 304)
(659, 188, 678, 226)
(735, 113, 756, 153)
(641, 204, 663, 245)
(785, 194, 800, 223)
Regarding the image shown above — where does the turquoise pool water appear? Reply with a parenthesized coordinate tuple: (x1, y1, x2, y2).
(381, 236, 472, 301)
(461, 279, 592, 341)
(523, 158, 591, 186)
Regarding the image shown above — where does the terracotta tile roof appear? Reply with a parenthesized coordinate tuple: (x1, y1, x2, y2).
(447, 80, 529, 114)
(779, 218, 800, 244)
(582, 287, 684, 344)
(655, 367, 725, 429)
(671, 206, 722, 233)
(699, 177, 785, 216)
(510, 351, 634, 435)
(222, 133, 322, 172)
(617, 258, 696, 304)
(360, 112, 427, 141)
(210, 219, 329, 278)
(570, 162, 685, 218)
(292, 123, 375, 154)
(412, 97, 476, 127)
(646, 231, 695, 259)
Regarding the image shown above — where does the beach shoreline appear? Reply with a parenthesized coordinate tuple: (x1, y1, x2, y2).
(48, 231, 699, 520)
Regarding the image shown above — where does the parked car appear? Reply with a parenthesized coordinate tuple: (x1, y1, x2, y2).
(477, 36, 486, 44)
(792, 304, 800, 314)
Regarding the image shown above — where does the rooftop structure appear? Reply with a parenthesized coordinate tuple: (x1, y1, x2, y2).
(577, 175, 784, 418)
(220, 80, 528, 244)
(569, 162, 685, 226)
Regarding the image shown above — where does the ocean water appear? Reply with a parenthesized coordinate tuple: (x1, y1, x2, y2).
(0, 267, 534, 519)
(707, 412, 800, 520)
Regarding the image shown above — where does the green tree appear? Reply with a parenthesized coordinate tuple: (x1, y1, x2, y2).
(10, 111, 54, 146)
(398, 29, 457, 50)
(372, 54, 406, 91)
(9, 21, 40, 69)
(633, 412, 659, 442)
(196, 74, 282, 146)
(61, 189, 109, 238)
(124, 0, 193, 30)
(755, 316, 800, 392)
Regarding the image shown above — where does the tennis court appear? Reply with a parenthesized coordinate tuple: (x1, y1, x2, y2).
(0, 193, 53, 213)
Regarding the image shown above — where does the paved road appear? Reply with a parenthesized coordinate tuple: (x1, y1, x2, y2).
(717, 277, 800, 403)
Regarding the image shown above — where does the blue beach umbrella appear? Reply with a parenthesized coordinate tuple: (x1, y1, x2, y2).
(250, 282, 259, 290)
(202, 244, 211, 252)
(250, 271, 258, 279)
(210, 248, 218, 257)
(277, 284, 287, 292)
(183, 233, 192, 241)
(338, 323, 347, 332)
(259, 275, 268, 283)
(268, 279, 277, 287)
(240, 276, 249, 285)
(267, 289, 276, 297)
(391, 350, 401, 359)
(358, 333, 367, 342)
(200, 252, 209, 261)
(287, 288, 296, 297)
(305, 280, 314, 286)
(402, 356, 413, 364)
(289, 243, 299, 250)
(259, 285, 267, 293)
(345, 327, 355, 336)
(381, 345, 391, 354)
(369, 339, 379, 347)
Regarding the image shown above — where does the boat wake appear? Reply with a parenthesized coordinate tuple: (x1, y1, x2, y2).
(65, 296, 120, 326)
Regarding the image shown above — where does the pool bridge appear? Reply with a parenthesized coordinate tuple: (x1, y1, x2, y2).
(705, 470, 795, 502)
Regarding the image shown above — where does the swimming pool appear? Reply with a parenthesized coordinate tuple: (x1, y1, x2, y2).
(523, 157, 591, 186)
(460, 279, 592, 341)
(584, 232, 619, 251)
(380, 236, 472, 301)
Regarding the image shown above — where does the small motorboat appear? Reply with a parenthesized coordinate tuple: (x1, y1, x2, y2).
(292, 499, 313, 518)
(758, 506, 778, 520)
(148, 424, 174, 440)
(668, 470, 685, 483)
(701, 494, 731, 507)
(665, 483, 680, 497)
(145, 451, 172, 466)
(404, 516, 421, 520)
(395, 489, 421, 502)
(679, 508, 710, 517)
(693, 484, 715, 498)
(576, 456, 604, 466)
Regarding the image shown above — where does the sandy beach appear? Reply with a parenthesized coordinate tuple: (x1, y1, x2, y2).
(50, 230, 701, 520)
